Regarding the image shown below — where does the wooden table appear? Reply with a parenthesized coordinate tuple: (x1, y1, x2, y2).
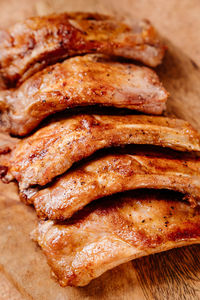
(0, 1, 200, 299)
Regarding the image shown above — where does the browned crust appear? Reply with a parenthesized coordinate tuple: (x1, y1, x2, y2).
(0, 13, 165, 88)
(0, 54, 168, 136)
(31, 153, 200, 220)
(33, 190, 200, 286)
(1, 115, 200, 190)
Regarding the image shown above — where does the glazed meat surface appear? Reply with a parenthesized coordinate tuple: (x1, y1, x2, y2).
(30, 153, 200, 220)
(32, 190, 200, 286)
(0, 12, 165, 88)
(1, 115, 200, 190)
(0, 54, 168, 136)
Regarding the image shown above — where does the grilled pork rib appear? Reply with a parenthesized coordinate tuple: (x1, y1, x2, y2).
(1, 115, 200, 190)
(32, 191, 200, 286)
(0, 54, 168, 136)
(0, 13, 165, 88)
(30, 153, 200, 220)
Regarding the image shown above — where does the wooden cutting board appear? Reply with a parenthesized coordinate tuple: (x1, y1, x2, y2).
(0, 1, 200, 299)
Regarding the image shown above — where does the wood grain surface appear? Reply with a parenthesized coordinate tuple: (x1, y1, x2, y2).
(0, 1, 200, 299)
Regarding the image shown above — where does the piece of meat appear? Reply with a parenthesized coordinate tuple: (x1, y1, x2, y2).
(0, 54, 168, 136)
(0, 12, 165, 88)
(29, 153, 200, 220)
(1, 115, 200, 191)
(32, 190, 200, 286)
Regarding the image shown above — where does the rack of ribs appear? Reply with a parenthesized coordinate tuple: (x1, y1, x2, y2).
(1, 115, 199, 191)
(27, 152, 200, 220)
(0, 54, 168, 136)
(0, 13, 165, 88)
(32, 190, 200, 286)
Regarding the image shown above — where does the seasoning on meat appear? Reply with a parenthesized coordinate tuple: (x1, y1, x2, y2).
(32, 190, 200, 286)
(0, 54, 168, 136)
(0, 13, 165, 87)
(1, 115, 199, 190)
